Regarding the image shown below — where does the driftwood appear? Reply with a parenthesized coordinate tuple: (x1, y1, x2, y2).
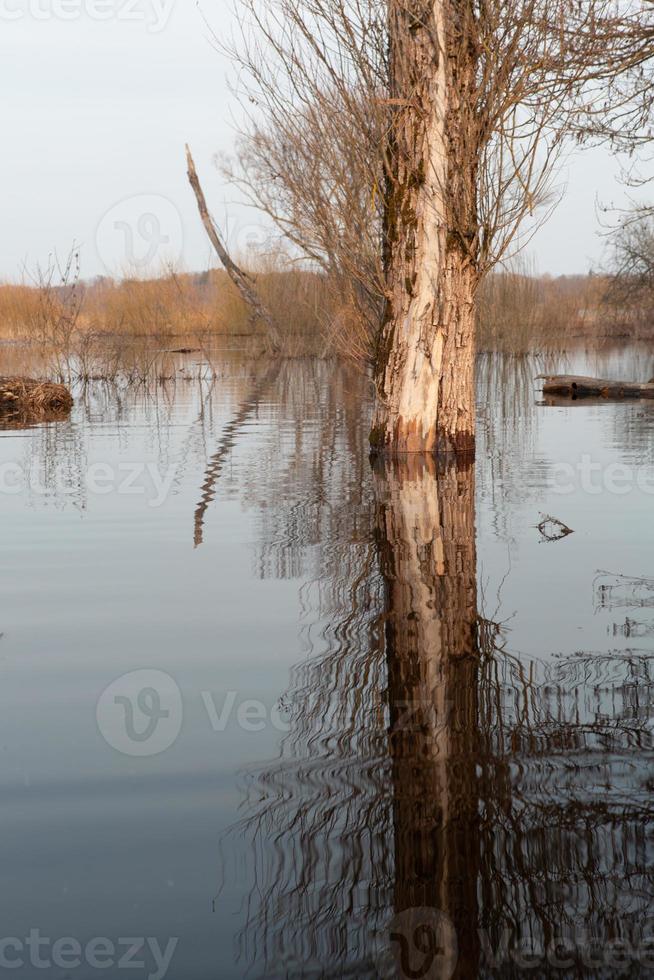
(539, 374, 654, 400)
(0, 377, 73, 418)
(185, 146, 282, 353)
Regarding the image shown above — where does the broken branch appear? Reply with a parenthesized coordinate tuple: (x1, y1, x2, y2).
(185, 145, 282, 353)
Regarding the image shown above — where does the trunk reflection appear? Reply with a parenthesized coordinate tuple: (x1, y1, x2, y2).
(375, 454, 480, 980)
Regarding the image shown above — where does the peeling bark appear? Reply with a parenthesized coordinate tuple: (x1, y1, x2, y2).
(372, 0, 479, 455)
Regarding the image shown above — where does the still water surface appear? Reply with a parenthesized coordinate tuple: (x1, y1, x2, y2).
(1, 348, 654, 978)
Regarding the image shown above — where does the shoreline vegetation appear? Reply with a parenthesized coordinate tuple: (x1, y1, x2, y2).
(0, 253, 652, 385)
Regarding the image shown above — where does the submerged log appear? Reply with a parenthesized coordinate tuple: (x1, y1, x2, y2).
(0, 378, 73, 417)
(539, 374, 654, 400)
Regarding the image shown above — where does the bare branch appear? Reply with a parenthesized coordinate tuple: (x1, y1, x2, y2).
(185, 144, 282, 352)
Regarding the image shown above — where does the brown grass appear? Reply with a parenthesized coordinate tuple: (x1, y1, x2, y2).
(0, 260, 333, 342)
(0, 258, 338, 375)
(477, 257, 654, 352)
(0, 251, 651, 384)
(0, 377, 73, 418)
(0, 248, 353, 388)
(476, 257, 604, 352)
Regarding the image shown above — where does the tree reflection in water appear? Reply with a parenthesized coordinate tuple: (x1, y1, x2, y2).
(375, 454, 481, 980)
(4, 352, 653, 977)
(220, 359, 654, 979)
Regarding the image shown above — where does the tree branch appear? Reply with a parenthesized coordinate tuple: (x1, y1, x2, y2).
(185, 144, 282, 353)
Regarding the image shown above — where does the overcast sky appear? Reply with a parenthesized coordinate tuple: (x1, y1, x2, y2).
(0, 0, 647, 282)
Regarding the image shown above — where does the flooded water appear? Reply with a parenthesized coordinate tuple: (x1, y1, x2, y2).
(1, 347, 654, 978)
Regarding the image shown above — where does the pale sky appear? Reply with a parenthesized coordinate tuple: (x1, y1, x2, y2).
(0, 0, 647, 281)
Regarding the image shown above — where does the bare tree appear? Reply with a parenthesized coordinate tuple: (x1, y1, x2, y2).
(217, 1, 389, 358)
(218, 0, 653, 451)
(604, 209, 654, 316)
(575, 25, 654, 312)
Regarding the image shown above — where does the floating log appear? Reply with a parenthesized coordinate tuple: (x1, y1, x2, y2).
(539, 374, 654, 400)
(0, 377, 73, 418)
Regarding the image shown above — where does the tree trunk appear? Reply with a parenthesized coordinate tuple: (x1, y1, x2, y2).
(372, 0, 478, 455)
(374, 454, 480, 977)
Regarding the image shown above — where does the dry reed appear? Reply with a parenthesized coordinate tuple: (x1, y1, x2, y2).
(0, 250, 650, 383)
(0, 377, 73, 417)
